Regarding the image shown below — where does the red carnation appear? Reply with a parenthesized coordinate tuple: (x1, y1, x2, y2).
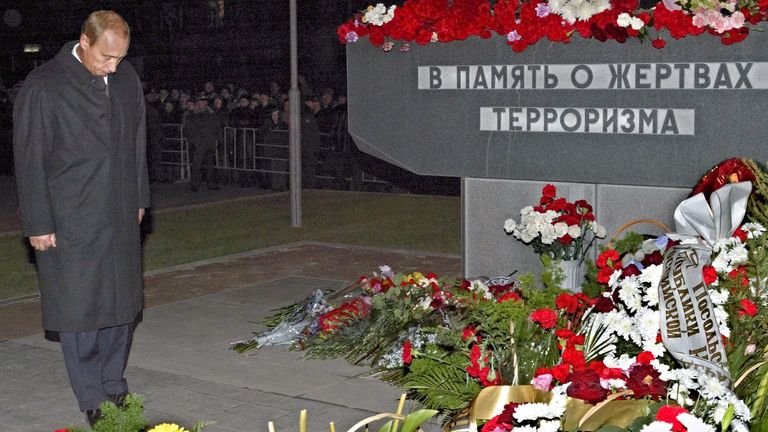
(551, 363, 571, 382)
(497, 291, 521, 303)
(567, 369, 609, 404)
(556, 293, 580, 314)
(739, 299, 758, 317)
(652, 37, 666, 49)
(656, 405, 688, 431)
(597, 250, 620, 268)
(543, 184, 557, 199)
(636, 351, 655, 365)
(530, 308, 559, 329)
(496, 402, 520, 424)
(402, 340, 413, 364)
(702, 265, 718, 285)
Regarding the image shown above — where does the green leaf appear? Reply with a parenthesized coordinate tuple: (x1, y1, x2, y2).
(721, 404, 735, 432)
(376, 419, 395, 432)
(399, 409, 438, 432)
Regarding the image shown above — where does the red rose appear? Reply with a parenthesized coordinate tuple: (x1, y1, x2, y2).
(626, 364, 666, 400)
(402, 340, 413, 364)
(652, 37, 666, 49)
(566, 369, 609, 404)
(739, 299, 758, 317)
(530, 308, 559, 329)
(593, 296, 616, 313)
(621, 263, 642, 277)
(641, 250, 664, 267)
(656, 405, 688, 431)
(702, 265, 718, 285)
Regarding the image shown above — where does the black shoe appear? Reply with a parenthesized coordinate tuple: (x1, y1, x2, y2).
(85, 408, 102, 427)
(108, 391, 129, 408)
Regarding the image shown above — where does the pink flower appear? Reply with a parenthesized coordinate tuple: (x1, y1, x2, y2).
(532, 373, 554, 391)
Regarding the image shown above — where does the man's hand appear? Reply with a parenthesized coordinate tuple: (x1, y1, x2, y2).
(29, 233, 56, 251)
(138, 208, 145, 223)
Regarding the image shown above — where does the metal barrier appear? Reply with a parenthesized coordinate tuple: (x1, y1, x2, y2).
(161, 123, 389, 187)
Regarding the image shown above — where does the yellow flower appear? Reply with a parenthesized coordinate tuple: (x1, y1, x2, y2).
(147, 424, 189, 432)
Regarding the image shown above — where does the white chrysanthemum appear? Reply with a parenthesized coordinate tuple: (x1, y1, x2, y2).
(644, 342, 666, 358)
(709, 289, 729, 305)
(642, 284, 660, 307)
(619, 277, 643, 312)
(513, 426, 537, 432)
(639, 264, 663, 290)
(604, 353, 635, 371)
(731, 420, 750, 432)
(671, 368, 700, 389)
(667, 383, 694, 406)
(608, 269, 623, 289)
(512, 403, 551, 422)
(698, 376, 726, 400)
(678, 413, 715, 432)
(504, 218, 517, 233)
(650, 359, 671, 376)
(635, 307, 660, 339)
(742, 222, 766, 238)
(640, 422, 673, 432)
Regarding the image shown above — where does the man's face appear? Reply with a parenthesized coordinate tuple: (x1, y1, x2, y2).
(239, 98, 250, 107)
(79, 29, 129, 77)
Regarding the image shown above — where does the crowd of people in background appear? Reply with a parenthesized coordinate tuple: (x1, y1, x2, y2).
(141, 78, 363, 192)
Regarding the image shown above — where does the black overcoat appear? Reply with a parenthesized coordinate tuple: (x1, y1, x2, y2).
(13, 41, 150, 332)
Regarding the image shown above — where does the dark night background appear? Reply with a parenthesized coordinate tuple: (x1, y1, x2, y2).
(0, 0, 375, 94)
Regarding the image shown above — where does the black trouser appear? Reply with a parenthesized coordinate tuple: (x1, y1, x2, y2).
(190, 142, 218, 190)
(59, 322, 135, 412)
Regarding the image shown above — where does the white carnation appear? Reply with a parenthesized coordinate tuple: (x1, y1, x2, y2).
(567, 224, 582, 239)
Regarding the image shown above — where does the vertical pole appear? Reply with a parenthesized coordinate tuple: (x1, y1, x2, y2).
(289, 0, 302, 227)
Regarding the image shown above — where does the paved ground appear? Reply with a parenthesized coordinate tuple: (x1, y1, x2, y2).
(0, 242, 462, 431)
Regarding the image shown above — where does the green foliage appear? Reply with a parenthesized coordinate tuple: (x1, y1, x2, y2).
(746, 159, 768, 227)
(91, 394, 149, 432)
(399, 409, 439, 432)
(399, 357, 481, 412)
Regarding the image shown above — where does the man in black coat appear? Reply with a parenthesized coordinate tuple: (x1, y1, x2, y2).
(185, 96, 227, 191)
(13, 11, 149, 426)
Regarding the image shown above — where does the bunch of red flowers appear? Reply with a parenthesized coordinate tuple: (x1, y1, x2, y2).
(337, 0, 768, 51)
(317, 297, 372, 333)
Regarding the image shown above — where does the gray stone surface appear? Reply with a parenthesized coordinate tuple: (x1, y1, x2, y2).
(0, 277, 405, 431)
(463, 178, 690, 278)
(347, 35, 768, 187)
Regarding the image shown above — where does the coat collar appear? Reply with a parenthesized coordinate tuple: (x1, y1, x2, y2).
(55, 40, 102, 88)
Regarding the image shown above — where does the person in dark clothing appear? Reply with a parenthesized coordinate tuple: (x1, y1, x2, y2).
(185, 97, 226, 191)
(228, 95, 256, 128)
(325, 103, 364, 190)
(12, 11, 149, 427)
(146, 101, 165, 182)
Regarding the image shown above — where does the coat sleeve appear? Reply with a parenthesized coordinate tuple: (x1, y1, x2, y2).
(134, 77, 151, 209)
(13, 81, 56, 236)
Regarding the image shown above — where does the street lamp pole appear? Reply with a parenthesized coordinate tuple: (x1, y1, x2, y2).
(289, 0, 302, 227)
